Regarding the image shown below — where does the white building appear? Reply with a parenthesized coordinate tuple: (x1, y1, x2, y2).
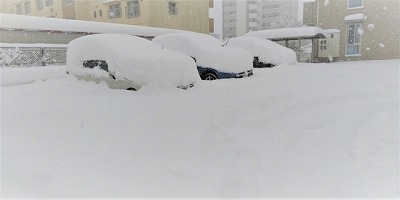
(223, 0, 299, 39)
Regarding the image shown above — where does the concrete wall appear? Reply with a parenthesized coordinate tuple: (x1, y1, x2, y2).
(0, 29, 88, 44)
(317, 0, 400, 61)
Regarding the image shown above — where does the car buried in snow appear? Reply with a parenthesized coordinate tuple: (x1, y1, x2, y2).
(66, 34, 200, 90)
(223, 36, 297, 68)
(152, 32, 253, 80)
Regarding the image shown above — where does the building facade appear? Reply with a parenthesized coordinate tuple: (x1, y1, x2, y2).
(2, 0, 209, 34)
(314, 0, 400, 61)
(303, 1, 316, 26)
(222, 0, 299, 39)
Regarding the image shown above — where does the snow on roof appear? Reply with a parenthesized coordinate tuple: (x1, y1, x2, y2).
(245, 27, 326, 40)
(345, 13, 364, 21)
(0, 13, 185, 37)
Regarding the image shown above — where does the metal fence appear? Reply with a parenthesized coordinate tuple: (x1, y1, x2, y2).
(0, 46, 67, 67)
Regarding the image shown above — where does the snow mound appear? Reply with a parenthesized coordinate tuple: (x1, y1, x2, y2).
(224, 36, 297, 66)
(152, 32, 253, 74)
(245, 27, 326, 40)
(67, 34, 200, 89)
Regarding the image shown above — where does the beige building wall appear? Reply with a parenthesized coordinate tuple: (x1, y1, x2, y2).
(7, 0, 64, 18)
(148, 0, 209, 33)
(79, 0, 153, 27)
(317, 0, 400, 61)
(1, 0, 209, 34)
(62, 0, 77, 19)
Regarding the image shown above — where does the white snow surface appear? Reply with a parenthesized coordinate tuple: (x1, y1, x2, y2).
(0, 13, 183, 37)
(224, 36, 297, 65)
(345, 13, 365, 21)
(245, 27, 326, 40)
(1, 65, 66, 86)
(67, 34, 200, 88)
(1, 60, 399, 198)
(152, 32, 253, 73)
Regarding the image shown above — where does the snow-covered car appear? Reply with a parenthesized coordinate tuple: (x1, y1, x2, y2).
(223, 36, 297, 68)
(67, 34, 200, 90)
(152, 32, 253, 80)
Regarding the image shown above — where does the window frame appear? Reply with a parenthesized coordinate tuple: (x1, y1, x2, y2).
(126, 0, 140, 18)
(45, 0, 53, 7)
(16, 3, 22, 14)
(348, 0, 364, 9)
(346, 22, 362, 56)
(168, 2, 178, 15)
(108, 3, 122, 19)
(36, 0, 44, 10)
(64, 0, 74, 6)
(25, 1, 31, 14)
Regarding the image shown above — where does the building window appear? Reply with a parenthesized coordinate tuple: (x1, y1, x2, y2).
(36, 0, 44, 10)
(25, 1, 31, 13)
(99, 10, 102, 17)
(93, 11, 97, 18)
(16, 3, 22, 14)
(64, 0, 74, 6)
(127, 0, 140, 18)
(348, 0, 363, 9)
(346, 23, 362, 55)
(108, 4, 121, 18)
(45, 0, 53, 6)
(168, 2, 177, 15)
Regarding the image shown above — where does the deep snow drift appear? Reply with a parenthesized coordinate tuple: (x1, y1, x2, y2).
(1, 60, 399, 198)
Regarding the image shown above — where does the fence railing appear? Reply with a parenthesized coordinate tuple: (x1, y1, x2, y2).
(0, 44, 67, 67)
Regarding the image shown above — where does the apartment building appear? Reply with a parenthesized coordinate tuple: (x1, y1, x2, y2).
(315, 0, 399, 61)
(222, 0, 299, 39)
(3, 0, 209, 34)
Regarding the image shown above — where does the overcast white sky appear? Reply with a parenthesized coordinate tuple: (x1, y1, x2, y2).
(210, 0, 316, 39)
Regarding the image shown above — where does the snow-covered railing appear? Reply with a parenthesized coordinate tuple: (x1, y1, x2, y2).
(0, 43, 67, 67)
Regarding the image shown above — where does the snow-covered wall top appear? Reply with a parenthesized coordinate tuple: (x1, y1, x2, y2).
(324, 29, 341, 33)
(344, 13, 365, 21)
(0, 14, 185, 37)
(0, 43, 67, 48)
(245, 27, 327, 40)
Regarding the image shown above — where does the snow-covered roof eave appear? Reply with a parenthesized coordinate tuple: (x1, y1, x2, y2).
(245, 27, 327, 41)
(345, 13, 365, 22)
(0, 13, 186, 38)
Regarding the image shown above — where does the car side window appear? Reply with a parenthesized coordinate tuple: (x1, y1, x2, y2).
(83, 60, 109, 72)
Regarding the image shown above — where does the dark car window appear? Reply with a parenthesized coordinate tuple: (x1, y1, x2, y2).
(83, 60, 109, 72)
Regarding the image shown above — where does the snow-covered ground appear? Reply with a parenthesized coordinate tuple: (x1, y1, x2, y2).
(1, 60, 399, 198)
